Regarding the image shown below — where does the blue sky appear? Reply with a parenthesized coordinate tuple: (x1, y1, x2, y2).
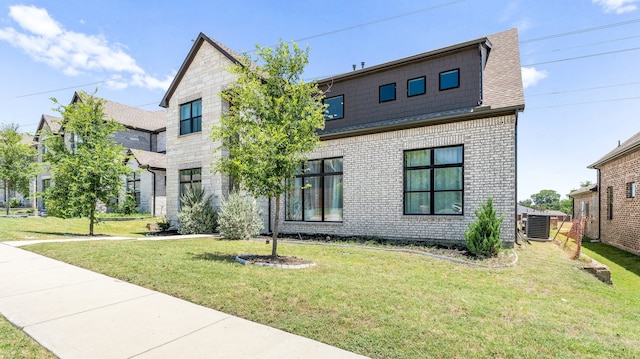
(1, 0, 639, 202)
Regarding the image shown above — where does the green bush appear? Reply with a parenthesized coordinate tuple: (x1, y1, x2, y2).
(218, 192, 263, 240)
(465, 197, 503, 258)
(157, 217, 172, 232)
(9, 197, 21, 208)
(117, 194, 138, 215)
(178, 187, 217, 234)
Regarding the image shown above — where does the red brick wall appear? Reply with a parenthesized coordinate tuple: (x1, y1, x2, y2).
(571, 191, 599, 240)
(599, 148, 640, 255)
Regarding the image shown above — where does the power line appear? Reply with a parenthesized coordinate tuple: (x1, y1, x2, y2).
(526, 81, 640, 97)
(528, 96, 640, 109)
(16, 76, 129, 99)
(525, 34, 640, 56)
(520, 18, 640, 44)
(522, 46, 640, 67)
(293, 0, 465, 43)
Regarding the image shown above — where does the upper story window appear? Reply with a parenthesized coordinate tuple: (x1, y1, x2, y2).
(379, 83, 396, 103)
(439, 69, 460, 91)
(404, 145, 463, 215)
(324, 95, 344, 120)
(407, 77, 426, 97)
(180, 99, 202, 135)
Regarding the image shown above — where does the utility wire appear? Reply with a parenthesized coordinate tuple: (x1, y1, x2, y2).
(16, 76, 128, 98)
(526, 81, 640, 97)
(525, 34, 640, 56)
(528, 96, 640, 109)
(520, 18, 640, 43)
(522, 46, 640, 67)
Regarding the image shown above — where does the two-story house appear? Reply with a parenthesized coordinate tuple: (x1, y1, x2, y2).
(161, 28, 524, 247)
(34, 93, 168, 215)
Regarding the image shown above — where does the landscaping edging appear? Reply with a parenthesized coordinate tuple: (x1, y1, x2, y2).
(235, 254, 317, 269)
(272, 239, 519, 268)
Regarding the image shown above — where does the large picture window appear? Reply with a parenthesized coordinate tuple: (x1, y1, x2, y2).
(180, 99, 202, 135)
(404, 145, 463, 215)
(286, 157, 343, 222)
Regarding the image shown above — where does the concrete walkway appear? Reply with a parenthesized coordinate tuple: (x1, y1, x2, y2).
(0, 239, 368, 359)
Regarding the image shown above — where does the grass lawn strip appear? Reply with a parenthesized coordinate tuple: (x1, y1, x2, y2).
(0, 217, 153, 241)
(0, 314, 56, 359)
(25, 238, 640, 359)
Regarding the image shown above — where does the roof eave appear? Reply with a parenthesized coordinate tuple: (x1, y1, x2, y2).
(316, 37, 488, 84)
(588, 142, 640, 169)
(319, 105, 522, 141)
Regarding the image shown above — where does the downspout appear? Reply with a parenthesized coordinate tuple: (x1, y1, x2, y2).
(144, 166, 156, 217)
(596, 168, 601, 240)
(514, 110, 518, 243)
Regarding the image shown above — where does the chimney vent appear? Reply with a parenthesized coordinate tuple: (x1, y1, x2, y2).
(361, 61, 365, 69)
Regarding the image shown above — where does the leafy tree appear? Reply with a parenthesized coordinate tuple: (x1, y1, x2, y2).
(518, 198, 533, 207)
(212, 40, 325, 256)
(0, 123, 40, 215)
(465, 197, 503, 258)
(530, 189, 561, 210)
(559, 198, 573, 215)
(579, 180, 593, 188)
(43, 91, 130, 235)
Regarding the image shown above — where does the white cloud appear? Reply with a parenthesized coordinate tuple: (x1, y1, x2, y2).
(521, 67, 548, 88)
(0, 5, 170, 91)
(593, 0, 638, 14)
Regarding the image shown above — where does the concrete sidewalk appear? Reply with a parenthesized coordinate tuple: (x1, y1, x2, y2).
(0, 242, 368, 359)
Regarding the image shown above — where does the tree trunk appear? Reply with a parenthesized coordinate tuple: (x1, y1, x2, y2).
(89, 200, 96, 236)
(271, 195, 280, 257)
(5, 180, 10, 216)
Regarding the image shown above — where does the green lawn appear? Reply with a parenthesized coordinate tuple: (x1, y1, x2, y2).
(0, 216, 154, 241)
(24, 238, 640, 358)
(0, 315, 56, 359)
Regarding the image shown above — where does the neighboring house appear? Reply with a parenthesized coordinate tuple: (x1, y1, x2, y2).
(161, 28, 524, 247)
(126, 149, 167, 216)
(34, 93, 167, 214)
(0, 133, 36, 209)
(587, 131, 640, 255)
(33, 114, 62, 212)
(567, 184, 598, 240)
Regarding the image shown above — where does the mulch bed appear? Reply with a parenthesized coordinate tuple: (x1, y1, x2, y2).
(237, 254, 313, 266)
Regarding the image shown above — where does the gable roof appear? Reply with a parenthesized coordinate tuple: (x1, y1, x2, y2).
(160, 32, 244, 108)
(589, 130, 640, 169)
(71, 92, 166, 132)
(34, 114, 62, 141)
(568, 184, 598, 197)
(128, 149, 166, 170)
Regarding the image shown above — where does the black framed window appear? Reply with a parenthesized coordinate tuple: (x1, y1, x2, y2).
(407, 76, 426, 97)
(126, 172, 141, 206)
(179, 168, 202, 205)
(286, 157, 343, 222)
(626, 182, 636, 198)
(324, 95, 344, 120)
(379, 83, 396, 102)
(607, 186, 613, 220)
(404, 145, 463, 215)
(180, 99, 202, 135)
(439, 69, 460, 91)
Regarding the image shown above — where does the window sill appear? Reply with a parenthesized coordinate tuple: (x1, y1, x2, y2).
(284, 221, 343, 225)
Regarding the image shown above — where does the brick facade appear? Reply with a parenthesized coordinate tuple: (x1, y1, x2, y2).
(277, 115, 517, 246)
(596, 148, 640, 254)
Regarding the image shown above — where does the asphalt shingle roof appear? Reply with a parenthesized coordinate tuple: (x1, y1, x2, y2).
(129, 149, 166, 170)
(589, 130, 640, 168)
(102, 100, 166, 132)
